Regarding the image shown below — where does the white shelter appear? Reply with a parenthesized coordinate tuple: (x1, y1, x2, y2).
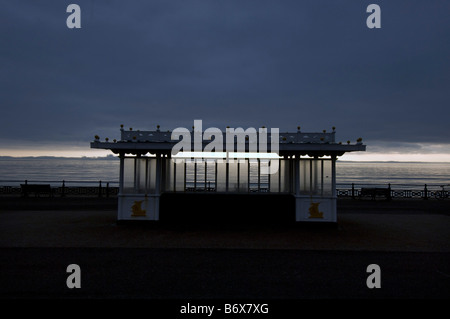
(91, 126, 365, 223)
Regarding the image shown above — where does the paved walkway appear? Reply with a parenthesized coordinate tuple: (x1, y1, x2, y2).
(0, 199, 449, 251)
(0, 199, 448, 300)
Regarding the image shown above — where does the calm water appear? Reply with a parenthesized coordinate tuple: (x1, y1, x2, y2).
(0, 157, 449, 189)
(0, 158, 120, 186)
(336, 161, 450, 188)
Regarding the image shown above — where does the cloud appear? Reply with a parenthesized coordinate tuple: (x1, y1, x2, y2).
(0, 0, 449, 154)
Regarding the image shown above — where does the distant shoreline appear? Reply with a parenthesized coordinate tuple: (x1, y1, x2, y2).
(0, 155, 119, 160)
(0, 156, 448, 164)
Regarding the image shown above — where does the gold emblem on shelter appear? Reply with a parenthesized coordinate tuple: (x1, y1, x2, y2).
(131, 200, 146, 217)
(308, 202, 324, 219)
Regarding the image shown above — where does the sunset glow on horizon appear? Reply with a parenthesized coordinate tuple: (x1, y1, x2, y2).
(1, 147, 449, 163)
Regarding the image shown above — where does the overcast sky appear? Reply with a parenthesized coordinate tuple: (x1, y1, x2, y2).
(1, 1, 449, 160)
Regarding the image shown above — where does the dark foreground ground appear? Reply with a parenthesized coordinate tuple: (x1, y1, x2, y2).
(1, 247, 448, 299)
(0, 196, 448, 315)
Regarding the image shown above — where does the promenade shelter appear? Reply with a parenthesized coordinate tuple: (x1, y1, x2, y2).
(91, 125, 365, 223)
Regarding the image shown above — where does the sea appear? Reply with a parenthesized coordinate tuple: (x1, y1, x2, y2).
(0, 157, 449, 190)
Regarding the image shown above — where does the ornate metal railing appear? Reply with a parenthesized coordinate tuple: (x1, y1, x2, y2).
(336, 183, 450, 200)
(0, 180, 448, 199)
(0, 180, 119, 197)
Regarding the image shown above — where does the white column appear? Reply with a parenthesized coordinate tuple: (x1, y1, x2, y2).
(226, 153, 229, 192)
(321, 159, 324, 197)
(155, 154, 161, 194)
(295, 155, 300, 196)
(154, 154, 162, 220)
(331, 155, 337, 197)
(119, 154, 124, 194)
(313, 156, 319, 195)
(257, 158, 260, 191)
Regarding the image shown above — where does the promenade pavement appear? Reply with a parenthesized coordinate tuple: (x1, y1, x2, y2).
(0, 197, 448, 251)
(0, 197, 448, 302)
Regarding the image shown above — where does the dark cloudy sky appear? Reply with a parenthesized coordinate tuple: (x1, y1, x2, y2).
(1, 0, 449, 159)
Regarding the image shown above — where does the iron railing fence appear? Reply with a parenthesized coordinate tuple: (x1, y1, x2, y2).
(336, 183, 450, 200)
(0, 180, 448, 199)
(0, 180, 119, 198)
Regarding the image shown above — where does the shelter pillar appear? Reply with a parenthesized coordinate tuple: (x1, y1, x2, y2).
(294, 156, 337, 223)
(117, 154, 162, 222)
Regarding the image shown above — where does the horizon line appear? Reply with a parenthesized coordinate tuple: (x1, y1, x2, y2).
(0, 155, 449, 164)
